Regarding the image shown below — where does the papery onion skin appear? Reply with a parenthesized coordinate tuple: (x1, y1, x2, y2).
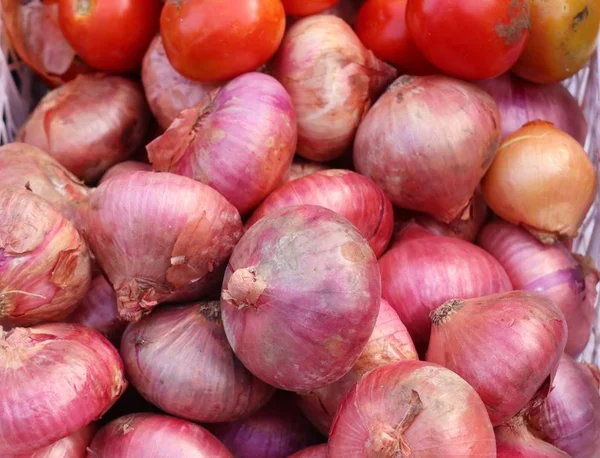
(427, 291, 567, 426)
(287, 444, 328, 458)
(297, 298, 417, 435)
(481, 121, 597, 243)
(478, 220, 597, 356)
(247, 169, 394, 257)
(147, 72, 297, 216)
(100, 161, 152, 184)
(0, 323, 127, 455)
(84, 171, 243, 322)
(354, 75, 501, 223)
(121, 301, 275, 422)
(272, 15, 397, 162)
(380, 222, 512, 352)
(10, 424, 96, 458)
(281, 160, 330, 185)
(496, 416, 570, 458)
(17, 74, 150, 183)
(0, 187, 91, 327)
(88, 413, 231, 458)
(328, 360, 496, 457)
(221, 205, 380, 391)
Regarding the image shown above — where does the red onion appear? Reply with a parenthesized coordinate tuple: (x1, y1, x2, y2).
(496, 416, 570, 458)
(147, 72, 297, 215)
(281, 160, 330, 185)
(272, 15, 397, 162)
(0, 323, 127, 455)
(297, 298, 417, 434)
(380, 222, 511, 351)
(100, 161, 152, 184)
(478, 220, 598, 356)
(121, 301, 275, 422)
(84, 171, 243, 322)
(142, 35, 220, 130)
(0, 187, 91, 327)
(221, 205, 380, 391)
(17, 74, 150, 183)
(526, 354, 600, 458)
(427, 291, 567, 426)
(328, 361, 496, 457)
(354, 75, 501, 223)
(88, 413, 231, 457)
(580, 363, 600, 389)
(476, 73, 587, 144)
(247, 169, 394, 257)
(209, 392, 322, 458)
(287, 444, 327, 458)
(10, 425, 96, 458)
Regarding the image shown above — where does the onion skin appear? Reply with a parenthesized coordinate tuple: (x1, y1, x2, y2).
(0, 187, 91, 327)
(478, 220, 597, 356)
(121, 301, 275, 422)
(297, 298, 417, 435)
(281, 160, 330, 185)
(88, 413, 231, 458)
(100, 161, 152, 184)
(0, 324, 127, 455)
(84, 171, 243, 322)
(17, 74, 150, 183)
(580, 363, 600, 389)
(496, 416, 570, 458)
(380, 222, 512, 351)
(147, 72, 297, 215)
(272, 15, 397, 162)
(328, 360, 496, 457)
(427, 291, 568, 426)
(247, 169, 394, 257)
(10, 424, 96, 458)
(221, 205, 380, 391)
(287, 444, 328, 458)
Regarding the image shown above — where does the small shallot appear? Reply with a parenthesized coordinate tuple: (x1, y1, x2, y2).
(496, 416, 570, 458)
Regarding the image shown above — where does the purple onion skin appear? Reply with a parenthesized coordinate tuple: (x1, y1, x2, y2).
(221, 205, 381, 391)
(88, 413, 232, 458)
(10, 425, 96, 458)
(287, 444, 327, 458)
(478, 220, 597, 357)
(147, 72, 297, 216)
(496, 418, 570, 458)
(100, 161, 152, 184)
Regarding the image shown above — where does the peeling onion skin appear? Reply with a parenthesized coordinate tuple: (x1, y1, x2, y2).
(287, 444, 328, 458)
(100, 161, 152, 184)
(88, 413, 232, 458)
(0, 324, 127, 456)
(496, 416, 570, 458)
(354, 75, 501, 223)
(9, 424, 96, 458)
(147, 72, 297, 216)
(297, 298, 417, 435)
(380, 222, 512, 352)
(328, 361, 496, 458)
(84, 171, 243, 322)
(17, 74, 151, 183)
(221, 205, 380, 391)
(247, 169, 394, 257)
(272, 15, 397, 162)
(478, 220, 597, 356)
(0, 187, 91, 327)
(427, 291, 568, 426)
(121, 301, 275, 423)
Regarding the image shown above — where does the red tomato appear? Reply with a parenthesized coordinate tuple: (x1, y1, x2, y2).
(406, 0, 530, 80)
(282, 0, 339, 16)
(355, 0, 436, 75)
(58, 0, 161, 72)
(160, 0, 286, 82)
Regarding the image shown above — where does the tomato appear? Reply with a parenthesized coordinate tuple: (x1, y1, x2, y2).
(58, 0, 161, 72)
(406, 0, 530, 80)
(513, 0, 600, 83)
(160, 0, 286, 82)
(282, 0, 339, 16)
(355, 0, 436, 75)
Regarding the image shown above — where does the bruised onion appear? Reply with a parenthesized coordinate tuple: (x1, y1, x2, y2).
(221, 205, 380, 391)
(288, 445, 327, 458)
(84, 171, 243, 322)
(328, 361, 496, 457)
(9, 425, 96, 458)
(147, 72, 297, 215)
(0, 323, 127, 455)
(481, 121, 596, 243)
(0, 187, 91, 327)
(272, 15, 397, 162)
(380, 222, 511, 351)
(496, 416, 570, 458)
(354, 75, 501, 223)
(17, 74, 150, 183)
(427, 291, 567, 426)
(247, 169, 394, 257)
(478, 220, 597, 356)
(100, 161, 152, 184)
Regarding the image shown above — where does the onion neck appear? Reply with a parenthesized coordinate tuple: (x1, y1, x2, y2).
(222, 267, 266, 310)
(431, 299, 464, 325)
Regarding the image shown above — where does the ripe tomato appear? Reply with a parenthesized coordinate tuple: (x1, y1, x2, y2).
(355, 0, 436, 75)
(160, 0, 286, 82)
(58, 0, 161, 72)
(282, 0, 339, 16)
(513, 0, 600, 83)
(406, 0, 530, 80)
